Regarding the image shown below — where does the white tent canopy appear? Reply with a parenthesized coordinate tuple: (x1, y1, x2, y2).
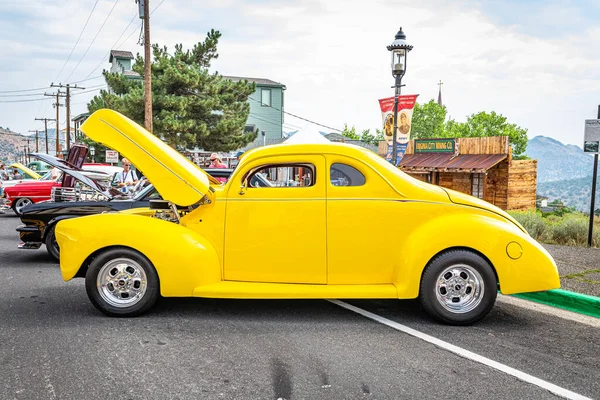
(283, 125, 330, 144)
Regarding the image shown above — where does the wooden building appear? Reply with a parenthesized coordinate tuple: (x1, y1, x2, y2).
(379, 137, 537, 211)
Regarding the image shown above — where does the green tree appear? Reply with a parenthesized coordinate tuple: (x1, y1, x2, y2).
(88, 30, 257, 151)
(359, 128, 384, 145)
(341, 124, 360, 140)
(341, 125, 384, 145)
(411, 100, 448, 139)
(445, 111, 529, 158)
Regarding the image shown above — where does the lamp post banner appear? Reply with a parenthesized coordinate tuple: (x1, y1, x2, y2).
(379, 94, 418, 165)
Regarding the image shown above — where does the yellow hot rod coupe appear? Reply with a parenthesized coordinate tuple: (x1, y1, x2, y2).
(56, 110, 560, 325)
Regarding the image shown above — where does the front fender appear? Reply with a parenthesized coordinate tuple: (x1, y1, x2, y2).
(395, 211, 560, 298)
(55, 213, 221, 296)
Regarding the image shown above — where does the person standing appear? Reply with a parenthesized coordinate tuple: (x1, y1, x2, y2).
(0, 164, 8, 181)
(209, 153, 228, 183)
(115, 158, 139, 193)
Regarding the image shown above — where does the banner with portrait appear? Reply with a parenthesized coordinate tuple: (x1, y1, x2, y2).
(378, 94, 419, 166)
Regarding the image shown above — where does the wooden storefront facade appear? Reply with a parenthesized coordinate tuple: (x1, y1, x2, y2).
(379, 137, 537, 211)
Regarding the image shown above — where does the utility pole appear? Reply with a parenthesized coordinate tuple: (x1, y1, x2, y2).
(141, 0, 153, 132)
(28, 130, 39, 152)
(35, 117, 55, 154)
(587, 104, 600, 247)
(51, 83, 85, 152)
(26, 139, 31, 164)
(44, 91, 65, 156)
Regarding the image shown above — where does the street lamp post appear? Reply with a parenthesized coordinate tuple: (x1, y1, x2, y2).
(387, 27, 413, 166)
(90, 146, 96, 163)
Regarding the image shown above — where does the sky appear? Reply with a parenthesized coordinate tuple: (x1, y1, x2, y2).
(0, 0, 599, 147)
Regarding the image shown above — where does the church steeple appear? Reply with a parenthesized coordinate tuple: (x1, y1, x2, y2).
(437, 80, 443, 107)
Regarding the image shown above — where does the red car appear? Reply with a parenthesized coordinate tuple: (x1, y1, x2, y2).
(4, 145, 90, 216)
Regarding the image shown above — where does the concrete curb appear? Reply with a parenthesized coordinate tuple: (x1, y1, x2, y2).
(513, 289, 600, 319)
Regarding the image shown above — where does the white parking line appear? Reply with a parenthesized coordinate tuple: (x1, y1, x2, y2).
(330, 300, 592, 400)
(497, 294, 600, 328)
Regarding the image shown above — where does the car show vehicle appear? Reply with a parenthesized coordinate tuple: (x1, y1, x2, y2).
(26, 160, 53, 174)
(3, 146, 117, 216)
(1, 163, 42, 188)
(55, 109, 560, 325)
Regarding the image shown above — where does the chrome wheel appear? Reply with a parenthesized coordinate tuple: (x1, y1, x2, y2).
(14, 198, 32, 215)
(435, 264, 484, 314)
(97, 258, 148, 308)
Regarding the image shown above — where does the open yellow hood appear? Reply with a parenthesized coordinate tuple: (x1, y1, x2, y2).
(10, 163, 41, 180)
(80, 109, 213, 206)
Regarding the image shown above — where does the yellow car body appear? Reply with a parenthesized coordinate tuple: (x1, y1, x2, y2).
(56, 110, 560, 324)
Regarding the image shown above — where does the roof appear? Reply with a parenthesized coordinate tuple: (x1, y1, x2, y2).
(109, 50, 134, 62)
(283, 125, 330, 144)
(399, 153, 507, 173)
(72, 113, 89, 122)
(123, 70, 141, 78)
(222, 75, 286, 88)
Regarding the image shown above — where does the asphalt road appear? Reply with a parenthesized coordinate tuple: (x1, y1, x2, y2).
(0, 213, 599, 400)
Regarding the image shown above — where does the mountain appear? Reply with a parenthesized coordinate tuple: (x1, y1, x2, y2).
(538, 176, 599, 212)
(525, 136, 596, 183)
(0, 128, 62, 164)
(526, 135, 599, 211)
(0, 128, 30, 163)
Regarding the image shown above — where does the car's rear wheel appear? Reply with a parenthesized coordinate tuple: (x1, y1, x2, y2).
(419, 250, 497, 325)
(85, 248, 159, 317)
(12, 198, 32, 216)
(44, 224, 60, 261)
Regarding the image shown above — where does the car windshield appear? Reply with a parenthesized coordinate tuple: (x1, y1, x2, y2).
(39, 171, 54, 181)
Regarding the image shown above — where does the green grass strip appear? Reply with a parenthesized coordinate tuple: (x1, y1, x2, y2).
(513, 289, 600, 319)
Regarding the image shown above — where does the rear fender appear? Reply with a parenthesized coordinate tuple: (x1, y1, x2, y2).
(56, 213, 221, 296)
(394, 212, 559, 298)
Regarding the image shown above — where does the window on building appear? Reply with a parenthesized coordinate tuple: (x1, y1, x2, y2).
(248, 164, 315, 187)
(244, 125, 256, 133)
(330, 163, 365, 187)
(471, 173, 484, 199)
(261, 89, 271, 107)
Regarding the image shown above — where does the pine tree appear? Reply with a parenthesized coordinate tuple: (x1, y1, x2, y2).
(88, 30, 257, 151)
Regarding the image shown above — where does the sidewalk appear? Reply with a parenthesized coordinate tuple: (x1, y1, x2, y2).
(544, 244, 600, 297)
(513, 244, 600, 318)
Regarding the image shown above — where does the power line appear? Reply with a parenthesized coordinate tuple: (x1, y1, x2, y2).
(69, 75, 104, 84)
(71, 86, 107, 96)
(53, 0, 100, 83)
(63, 0, 121, 83)
(0, 92, 47, 98)
(248, 96, 342, 132)
(82, 13, 138, 81)
(0, 86, 50, 94)
(0, 97, 54, 104)
(83, 0, 166, 81)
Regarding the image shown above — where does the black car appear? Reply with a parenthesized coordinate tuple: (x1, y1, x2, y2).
(17, 166, 271, 260)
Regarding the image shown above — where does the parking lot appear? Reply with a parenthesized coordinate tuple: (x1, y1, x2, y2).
(1, 213, 599, 400)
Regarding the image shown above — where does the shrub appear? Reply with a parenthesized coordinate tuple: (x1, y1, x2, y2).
(509, 210, 546, 240)
(548, 213, 588, 246)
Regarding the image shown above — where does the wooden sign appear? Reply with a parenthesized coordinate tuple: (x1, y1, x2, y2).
(414, 139, 456, 153)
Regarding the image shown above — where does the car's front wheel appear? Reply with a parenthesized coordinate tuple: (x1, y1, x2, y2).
(85, 248, 159, 317)
(44, 225, 60, 261)
(12, 198, 32, 216)
(419, 250, 497, 325)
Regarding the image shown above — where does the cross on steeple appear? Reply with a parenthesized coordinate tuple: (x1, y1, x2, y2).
(437, 80, 443, 107)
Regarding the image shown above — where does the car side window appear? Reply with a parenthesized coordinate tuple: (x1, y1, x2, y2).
(330, 163, 365, 187)
(248, 164, 315, 187)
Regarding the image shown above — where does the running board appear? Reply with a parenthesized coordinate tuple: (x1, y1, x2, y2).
(192, 282, 398, 299)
